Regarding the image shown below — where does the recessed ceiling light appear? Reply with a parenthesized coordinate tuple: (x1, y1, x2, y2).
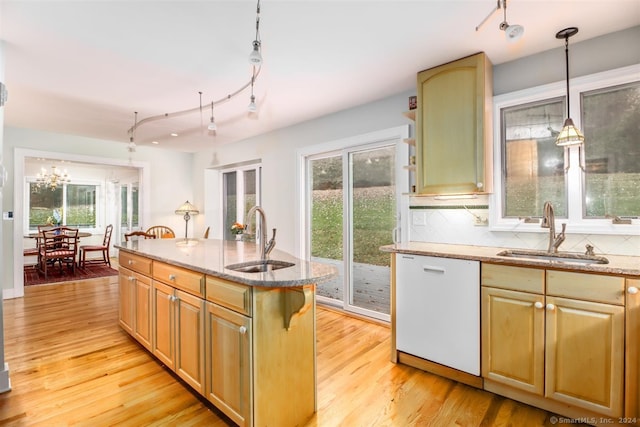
(152, 141, 159, 145)
(171, 133, 178, 137)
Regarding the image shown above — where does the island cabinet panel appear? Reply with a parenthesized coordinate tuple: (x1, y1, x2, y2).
(416, 52, 493, 195)
(118, 268, 135, 335)
(153, 261, 204, 298)
(117, 248, 321, 427)
(205, 301, 252, 427)
(152, 280, 205, 394)
(120, 251, 152, 276)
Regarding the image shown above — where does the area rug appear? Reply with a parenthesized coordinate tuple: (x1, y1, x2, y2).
(24, 263, 119, 286)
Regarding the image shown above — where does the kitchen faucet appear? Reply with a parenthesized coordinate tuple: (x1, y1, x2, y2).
(246, 205, 277, 260)
(541, 201, 566, 253)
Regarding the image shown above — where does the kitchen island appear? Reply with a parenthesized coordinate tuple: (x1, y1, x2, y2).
(116, 238, 336, 427)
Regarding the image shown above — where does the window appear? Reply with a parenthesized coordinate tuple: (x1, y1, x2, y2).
(27, 181, 100, 230)
(582, 82, 640, 218)
(493, 65, 639, 233)
(221, 163, 261, 240)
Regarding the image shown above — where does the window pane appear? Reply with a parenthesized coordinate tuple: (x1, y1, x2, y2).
(583, 82, 640, 217)
(29, 183, 63, 229)
(131, 183, 139, 227)
(502, 99, 567, 217)
(67, 184, 97, 227)
(243, 169, 257, 233)
(223, 171, 237, 240)
(120, 186, 128, 226)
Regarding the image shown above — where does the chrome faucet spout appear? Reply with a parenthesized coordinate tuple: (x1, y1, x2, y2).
(541, 201, 566, 253)
(246, 205, 276, 260)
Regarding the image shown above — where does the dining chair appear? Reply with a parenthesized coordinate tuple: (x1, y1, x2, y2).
(145, 226, 175, 239)
(203, 226, 210, 239)
(38, 227, 79, 279)
(79, 224, 113, 268)
(124, 231, 157, 242)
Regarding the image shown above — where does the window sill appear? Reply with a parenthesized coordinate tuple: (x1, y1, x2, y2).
(490, 220, 639, 236)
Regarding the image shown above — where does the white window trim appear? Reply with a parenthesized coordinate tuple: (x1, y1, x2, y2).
(24, 178, 104, 234)
(490, 64, 640, 236)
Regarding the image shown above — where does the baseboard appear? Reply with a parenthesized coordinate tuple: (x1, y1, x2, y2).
(0, 363, 11, 393)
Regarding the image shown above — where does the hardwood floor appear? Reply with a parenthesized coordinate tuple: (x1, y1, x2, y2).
(1, 270, 556, 426)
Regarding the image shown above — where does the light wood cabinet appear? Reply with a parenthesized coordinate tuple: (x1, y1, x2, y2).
(482, 263, 627, 419)
(118, 250, 318, 427)
(152, 279, 205, 394)
(415, 52, 493, 195)
(205, 300, 251, 427)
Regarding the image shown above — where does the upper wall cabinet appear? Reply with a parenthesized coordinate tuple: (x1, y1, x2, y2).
(416, 52, 493, 195)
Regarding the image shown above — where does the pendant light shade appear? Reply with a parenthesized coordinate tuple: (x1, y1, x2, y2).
(555, 27, 584, 147)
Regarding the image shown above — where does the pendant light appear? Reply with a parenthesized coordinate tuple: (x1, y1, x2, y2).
(208, 102, 217, 132)
(248, 71, 258, 113)
(475, 0, 524, 43)
(555, 27, 584, 147)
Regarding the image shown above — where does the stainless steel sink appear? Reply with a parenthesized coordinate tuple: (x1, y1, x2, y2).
(497, 249, 609, 265)
(225, 259, 295, 273)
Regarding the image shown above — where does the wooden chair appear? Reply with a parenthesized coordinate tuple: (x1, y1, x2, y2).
(38, 227, 79, 279)
(124, 231, 157, 242)
(79, 224, 113, 268)
(146, 226, 175, 239)
(203, 226, 210, 239)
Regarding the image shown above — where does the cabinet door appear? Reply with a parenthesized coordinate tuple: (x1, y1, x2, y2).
(545, 296, 624, 417)
(205, 302, 252, 427)
(416, 52, 492, 195)
(133, 273, 152, 350)
(152, 280, 174, 370)
(174, 289, 205, 394)
(481, 287, 544, 395)
(118, 268, 134, 335)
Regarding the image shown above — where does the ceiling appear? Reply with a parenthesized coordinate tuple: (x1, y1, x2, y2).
(1, 1, 639, 153)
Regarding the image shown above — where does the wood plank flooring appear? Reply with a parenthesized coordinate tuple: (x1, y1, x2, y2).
(1, 267, 556, 426)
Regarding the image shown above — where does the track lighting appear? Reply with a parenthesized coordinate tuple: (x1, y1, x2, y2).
(249, 1, 262, 65)
(248, 72, 258, 113)
(476, 0, 524, 43)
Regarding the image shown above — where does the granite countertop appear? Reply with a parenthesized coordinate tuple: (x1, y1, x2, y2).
(116, 238, 338, 288)
(381, 242, 640, 277)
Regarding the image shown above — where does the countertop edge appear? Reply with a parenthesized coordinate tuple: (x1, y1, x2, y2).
(381, 243, 640, 277)
(116, 243, 338, 288)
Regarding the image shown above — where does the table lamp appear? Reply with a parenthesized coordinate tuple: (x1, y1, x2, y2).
(175, 200, 199, 240)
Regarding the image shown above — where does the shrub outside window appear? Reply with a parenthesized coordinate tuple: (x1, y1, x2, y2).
(28, 182, 99, 230)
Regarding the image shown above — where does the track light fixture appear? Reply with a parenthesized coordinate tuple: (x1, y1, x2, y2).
(476, 0, 524, 43)
(126, 0, 263, 146)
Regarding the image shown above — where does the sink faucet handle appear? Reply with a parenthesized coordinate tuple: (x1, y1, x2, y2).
(585, 244, 595, 256)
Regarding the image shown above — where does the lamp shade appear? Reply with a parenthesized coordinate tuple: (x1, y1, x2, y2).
(175, 201, 199, 215)
(555, 117, 585, 147)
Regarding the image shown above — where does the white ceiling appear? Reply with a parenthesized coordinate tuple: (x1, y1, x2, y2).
(1, 0, 639, 153)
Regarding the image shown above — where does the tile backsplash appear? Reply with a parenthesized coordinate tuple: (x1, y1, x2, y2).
(408, 202, 639, 257)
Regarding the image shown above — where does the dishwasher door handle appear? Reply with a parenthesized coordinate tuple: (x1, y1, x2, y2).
(422, 265, 446, 274)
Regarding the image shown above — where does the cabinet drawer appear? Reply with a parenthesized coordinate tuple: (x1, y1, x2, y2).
(153, 261, 204, 298)
(481, 263, 544, 294)
(119, 252, 152, 276)
(206, 275, 252, 316)
(547, 270, 625, 305)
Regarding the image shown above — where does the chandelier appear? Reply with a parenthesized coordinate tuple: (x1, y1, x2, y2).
(36, 166, 71, 191)
(126, 0, 263, 150)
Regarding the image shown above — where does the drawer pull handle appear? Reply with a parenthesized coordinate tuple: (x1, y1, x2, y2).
(628, 287, 639, 295)
(546, 304, 555, 311)
(422, 265, 445, 274)
(169, 274, 176, 281)
(239, 326, 247, 335)
(128, 276, 135, 282)
(128, 260, 133, 265)
(534, 301, 543, 309)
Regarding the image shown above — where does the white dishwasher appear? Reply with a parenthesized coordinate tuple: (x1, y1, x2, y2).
(396, 253, 480, 375)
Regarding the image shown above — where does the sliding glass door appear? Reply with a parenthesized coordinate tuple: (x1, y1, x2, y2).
(307, 141, 399, 320)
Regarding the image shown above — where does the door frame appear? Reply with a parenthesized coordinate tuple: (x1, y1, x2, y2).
(296, 126, 409, 320)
